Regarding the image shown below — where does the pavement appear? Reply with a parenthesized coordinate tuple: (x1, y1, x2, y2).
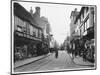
(14, 53, 52, 69)
(69, 54, 95, 67)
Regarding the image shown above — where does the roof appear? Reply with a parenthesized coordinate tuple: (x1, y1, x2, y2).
(70, 11, 79, 19)
(14, 2, 42, 30)
(74, 7, 88, 24)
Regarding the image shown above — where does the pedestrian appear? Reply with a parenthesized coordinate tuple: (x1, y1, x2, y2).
(72, 42, 75, 59)
(55, 48, 58, 58)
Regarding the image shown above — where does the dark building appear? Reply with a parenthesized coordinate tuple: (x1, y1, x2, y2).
(74, 6, 95, 62)
(13, 3, 49, 62)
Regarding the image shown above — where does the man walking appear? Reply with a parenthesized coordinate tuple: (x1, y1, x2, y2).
(55, 49, 58, 58)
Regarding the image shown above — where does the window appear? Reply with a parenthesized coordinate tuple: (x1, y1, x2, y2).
(27, 29, 30, 35)
(35, 29, 38, 37)
(38, 30, 41, 38)
(83, 23, 85, 32)
(81, 24, 83, 33)
(80, 18, 81, 24)
(29, 25, 34, 36)
(85, 22, 87, 30)
(39, 30, 41, 38)
(17, 25, 22, 32)
(80, 28, 81, 36)
(78, 29, 80, 35)
(83, 12, 84, 18)
(81, 25, 84, 33)
(78, 19, 80, 25)
(84, 9, 86, 18)
(86, 7, 89, 13)
(23, 27, 26, 33)
(33, 32, 36, 37)
(81, 15, 83, 21)
(87, 19, 89, 28)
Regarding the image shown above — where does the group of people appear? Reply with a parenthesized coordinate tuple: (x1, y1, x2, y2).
(66, 39, 95, 62)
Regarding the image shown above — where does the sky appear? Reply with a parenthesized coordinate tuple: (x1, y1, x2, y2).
(14, 1, 81, 45)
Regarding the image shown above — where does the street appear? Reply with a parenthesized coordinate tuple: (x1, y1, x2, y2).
(13, 3, 95, 74)
(14, 50, 92, 73)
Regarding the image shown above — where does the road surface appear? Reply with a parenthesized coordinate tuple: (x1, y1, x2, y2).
(14, 50, 92, 73)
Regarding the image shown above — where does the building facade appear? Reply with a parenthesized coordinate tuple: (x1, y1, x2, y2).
(30, 7, 52, 53)
(74, 7, 95, 39)
(70, 8, 79, 37)
(73, 6, 95, 62)
(13, 3, 50, 62)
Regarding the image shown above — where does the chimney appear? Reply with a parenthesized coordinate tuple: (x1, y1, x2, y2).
(30, 7, 33, 14)
(74, 8, 77, 11)
(35, 7, 40, 17)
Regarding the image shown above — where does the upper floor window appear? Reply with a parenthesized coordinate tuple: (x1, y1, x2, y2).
(80, 18, 81, 25)
(87, 19, 89, 28)
(33, 32, 36, 37)
(23, 27, 26, 33)
(82, 13, 84, 19)
(80, 28, 81, 36)
(26, 23, 30, 35)
(83, 23, 85, 32)
(85, 21, 87, 31)
(86, 7, 89, 13)
(17, 25, 22, 32)
(38, 30, 41, 38)
(81, 13, 84, 22)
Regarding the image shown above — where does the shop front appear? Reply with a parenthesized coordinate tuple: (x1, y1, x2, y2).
(14, 31, 42, 62)
(82, 26, 95, 62)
